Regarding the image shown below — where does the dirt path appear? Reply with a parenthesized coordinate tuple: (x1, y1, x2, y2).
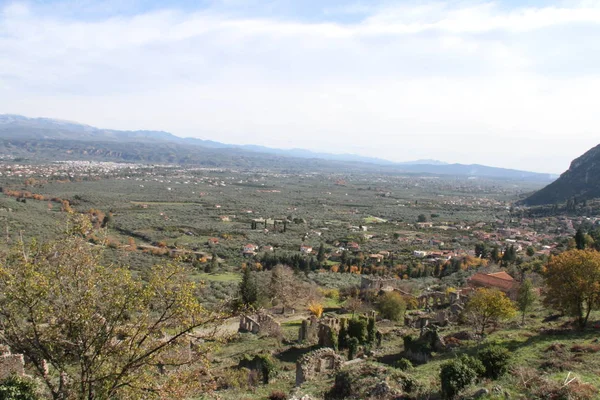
(197, 312, 310, 338)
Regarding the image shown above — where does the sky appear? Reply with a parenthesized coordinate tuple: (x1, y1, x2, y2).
(1, 0, 599, 174)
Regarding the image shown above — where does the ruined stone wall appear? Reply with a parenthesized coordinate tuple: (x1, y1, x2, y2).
(317, 317, 342, 347)
(295, 348, 343, 386)
(298, 316, 319, 343)
(360, 276, 397, 291)
(0, 347, 25, 380)
(239, 315, 260, 333)
(239, 313, 281, 336)
(255, 313, 281, 336)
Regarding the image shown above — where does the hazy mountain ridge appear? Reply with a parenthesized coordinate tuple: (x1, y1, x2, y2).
(0, 114, 554, 181)
(522, 143, 600, 205)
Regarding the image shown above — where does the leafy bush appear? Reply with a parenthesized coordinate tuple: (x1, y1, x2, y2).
(440, 359, 477, 399)
(394, 358, 414, 371)
(477, 345, 511, 379)
(0, 376, 40, 400)
(377, 291, 406, 322)
(458, 354, 485, 378)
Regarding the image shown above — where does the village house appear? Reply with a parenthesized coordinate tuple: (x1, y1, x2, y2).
(243, 244, 258, 257)
(300, 245, 313, 254)
(347, 242, 360, 251)
(467, 271, 519, 299)
(369, 254, 384, 263)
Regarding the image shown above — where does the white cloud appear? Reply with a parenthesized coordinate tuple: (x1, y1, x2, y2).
(1, 1, 599, 173)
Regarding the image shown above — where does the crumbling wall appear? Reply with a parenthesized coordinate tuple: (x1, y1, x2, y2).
(239, 313, 281, 336)
(298, 316, 319, 343)
(0, 346, 25, 380)
(317, 318, 342, 348)
(295, 348, 343, 386)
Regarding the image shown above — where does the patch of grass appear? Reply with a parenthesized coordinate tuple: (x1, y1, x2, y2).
(194, 272, 241, 283)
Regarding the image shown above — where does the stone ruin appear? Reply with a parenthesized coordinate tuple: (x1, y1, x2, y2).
(317, 318, 343, 348)
(417, 291, 447, 309)
(239, 312, 281, 336)
(295, 348, 343, 386)
(298, 316, 343, 347)
(402, 325, 446, 364)
(0, 345, 25, 380)
(360, 276, 398, 292)
(298, 316, 319, 343)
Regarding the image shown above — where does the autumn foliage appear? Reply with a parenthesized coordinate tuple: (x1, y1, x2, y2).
(544, 249, 600, 329)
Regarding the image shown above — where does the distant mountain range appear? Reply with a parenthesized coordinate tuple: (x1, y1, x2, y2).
(522, 143, 600, 205)
(0, 114, 556, 182)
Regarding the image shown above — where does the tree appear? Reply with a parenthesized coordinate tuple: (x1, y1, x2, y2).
(502, 245, 517, 266)
(490, 246, 500, 263)
(0, 235, 219, 400)
(544, 249, 600, 329)
(239, 266, 258, 309)
(344, 296, 362, 317)
(474, 243, 489, 259)
(377, 292, 407, 322)
(575, 228, 587, 250)
(526, 246, 535, 257)
(210, 251, 219, 271)
(269, 265, 309, 313)
(417, 214, 427, 223)
(317, 243, 325, 263)
(307, 301, 324, 318)
(465, 288, 516, 336)
(367, 317, 377, 345)
(516, 279, 537, 324)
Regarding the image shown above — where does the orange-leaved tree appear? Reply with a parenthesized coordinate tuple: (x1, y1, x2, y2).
(544, 249, 600, 329)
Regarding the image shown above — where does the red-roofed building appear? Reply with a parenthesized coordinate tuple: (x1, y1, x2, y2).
(467, 271, 519, 299)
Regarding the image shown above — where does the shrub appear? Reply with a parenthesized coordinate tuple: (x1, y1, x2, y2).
(477, 345, 511, 379)
(0, 376, 40, 400)
(268, 391, 287, 400)
(457, 354, 485, 378)
(327, 328, 339, 350)
(347, 318, 368, 344)
(308, 301, 324, 318)
(326, 371, 354, 399)
(377, 291, 406, 322)
(396, 372, 419, 393)
(394, 358, 414, 371)
(367, 317, 377, 344)
(440, 359, 477, 399)
(347, 337, 359, 360)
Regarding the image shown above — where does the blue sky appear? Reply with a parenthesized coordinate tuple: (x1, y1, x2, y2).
(1, 0, 600, 173)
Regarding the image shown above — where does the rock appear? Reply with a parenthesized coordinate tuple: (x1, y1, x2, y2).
(472, 388, 489, 399)
(370, 381, 392, 397)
